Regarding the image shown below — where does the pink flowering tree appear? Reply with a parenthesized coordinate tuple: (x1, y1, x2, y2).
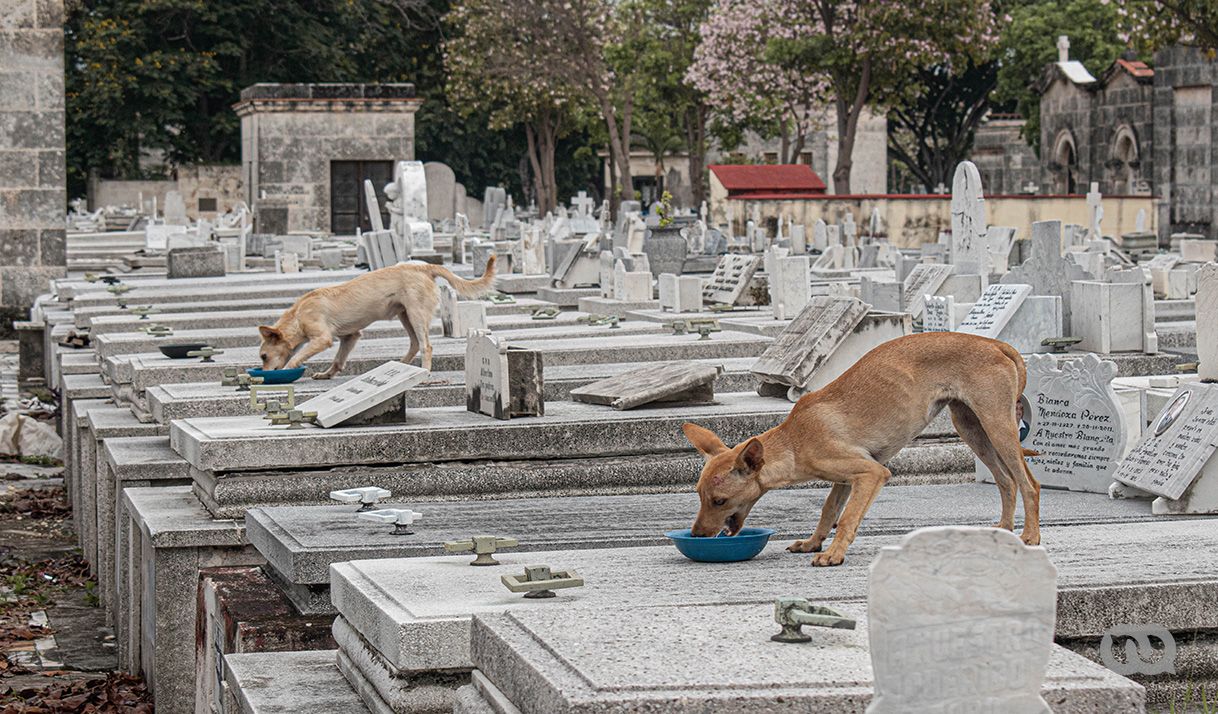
(690, 0, 997, 193)
(1105, 0, 1218, 52)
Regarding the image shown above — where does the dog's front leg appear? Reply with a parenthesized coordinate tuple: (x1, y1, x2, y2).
(285, 335, 334, 370)
(788, 482, 850, 553)
(313, 332, 361, 380)
(812, 461, 890, 567)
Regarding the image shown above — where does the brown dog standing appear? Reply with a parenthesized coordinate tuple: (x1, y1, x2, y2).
(257, 256, 496, 378)
(683, 332, 1040, 566)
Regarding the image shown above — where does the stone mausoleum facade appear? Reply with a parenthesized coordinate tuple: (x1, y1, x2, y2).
(0, 0, 67, 333)
(235, 84, 422, 235)
(1035, 40, 1218, 241)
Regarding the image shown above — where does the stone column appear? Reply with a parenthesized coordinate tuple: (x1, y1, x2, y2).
(0, 0, 66, 336)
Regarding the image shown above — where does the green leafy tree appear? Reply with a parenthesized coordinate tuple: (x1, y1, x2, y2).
(1109, 0, 1218, 53)
(993, 0, 1129, 153)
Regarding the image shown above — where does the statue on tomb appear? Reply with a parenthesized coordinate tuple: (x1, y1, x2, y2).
(384, 180, 405, 242)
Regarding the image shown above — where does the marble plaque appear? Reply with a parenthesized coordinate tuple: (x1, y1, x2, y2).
(901, 263, 955, 319)
(868, 526, 1057, 714)
(922, 295, 955, 332)
(979, 354, 1127, 493)
(702, 254, 761, 305)
(296, 361, 429, 427)
(751, 296, 869, 389)
(1112, 383, 1218, 500)
(958, 283, 1031, 338)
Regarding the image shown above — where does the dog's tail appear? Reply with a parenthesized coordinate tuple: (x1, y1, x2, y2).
(426, 256, 497, 298)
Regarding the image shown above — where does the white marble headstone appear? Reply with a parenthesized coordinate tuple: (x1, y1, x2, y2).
(396, 161, 428, 222)
(958, 283, 1032, 338)
(465, 330, 509, 419)
(1199, 264, 1218, 382)
(867, 526, 1057, 714)
(1112, 383, 1218, 502)
(296, 361, 429, 427)
(950, 161, 987, 278)
(922, 295, 955, 332)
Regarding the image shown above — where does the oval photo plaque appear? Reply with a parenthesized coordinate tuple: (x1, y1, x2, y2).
(1154, 390, 1191, 437)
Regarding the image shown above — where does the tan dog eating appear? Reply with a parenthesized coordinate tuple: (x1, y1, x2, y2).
(682, 332, 1040, 566)
(257, 256, 496, 378)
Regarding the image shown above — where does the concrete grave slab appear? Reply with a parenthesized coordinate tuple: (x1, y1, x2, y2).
(223, 651, 367, 714)
(569, 362, 722, 409)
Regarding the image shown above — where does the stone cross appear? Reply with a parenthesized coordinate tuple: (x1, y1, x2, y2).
(1000, 220, 1090, 329)
(1086, 182, 1103, 240)
(867, 526, 1057, 713)
(1057, 35, 1070, 63)
(950, 161, 987, 279)
(841, 213, 857, 247)
(571, 191, 594, 216)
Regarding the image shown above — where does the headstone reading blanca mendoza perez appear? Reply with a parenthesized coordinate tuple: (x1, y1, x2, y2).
(977, 353, 1126, 494)
(867, 526, 1057, 714)
(294, 361, 429, 427)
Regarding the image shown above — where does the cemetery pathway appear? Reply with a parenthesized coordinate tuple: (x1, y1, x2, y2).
(0, 342, 152, 712)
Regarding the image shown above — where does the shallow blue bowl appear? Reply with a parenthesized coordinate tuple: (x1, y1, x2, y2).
(664, 527, 776, 562)
(247, 367, 305, 384)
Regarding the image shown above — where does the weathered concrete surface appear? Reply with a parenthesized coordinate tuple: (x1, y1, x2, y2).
(330, 519, 1218, 675)
(467, 605, 1143, 713)
(223, 651, 368, 714)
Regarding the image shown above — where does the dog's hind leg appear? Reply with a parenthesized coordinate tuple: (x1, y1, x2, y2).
(975, 404, 1041, 546)
(314, 331, 361, 380)
(403, 302, 434, 371)
(949, 401, 1017, 531)
(398, 313, 421, 365)
(787, 482, 850, 553)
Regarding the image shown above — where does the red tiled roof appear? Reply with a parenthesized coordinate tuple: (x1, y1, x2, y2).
(1116, 59, 1154, 78)
(709, 164, 827, 197)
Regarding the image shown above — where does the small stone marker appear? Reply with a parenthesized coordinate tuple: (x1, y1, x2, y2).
(979, 354, 1126, 493)
(949, 161, 988, 277)
(329, 486, 391, 512)
(1112, 383, 1218, 511)
(444, 535, 519, 566)
(867, 526, 1057, 714)
(295, 361, 429, 427)
(958, 283, 1032, 338)
(658, 273, 702, 313)
(570, 362, 723, 410)
(702, 254, 761, 306)
(922, 295, 955, 332)
(751, 296, 870, 390)
(901, 263, 954, 319)
(465, 330, 544, 420)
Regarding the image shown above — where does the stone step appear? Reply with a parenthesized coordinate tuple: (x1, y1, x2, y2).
(146, 358, 762, 422)
(91, 313, 669, 360)
(56, 268, 364, 300)
(329, 518, 1218, 681)
(223, 651, 368, 714)
(246, 482, 1171, 614)
(463, 605, 1142, 714)
(74, 297, 305, 329)
(171, 392, 806, 473)
(112, 328, 769, 393)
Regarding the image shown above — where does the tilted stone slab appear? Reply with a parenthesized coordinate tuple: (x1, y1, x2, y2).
(569, 362, 723, 409)
(751, 297, 869, 388)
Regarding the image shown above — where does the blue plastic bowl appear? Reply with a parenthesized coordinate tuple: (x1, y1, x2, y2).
(664, 527, 776, 562)
(247, 367, 306, 384)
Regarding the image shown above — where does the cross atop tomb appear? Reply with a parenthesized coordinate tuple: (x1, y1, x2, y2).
(1057, 35, 1070, 63)
(1086, 182, 1103, 239)
(571, 191, 594, 216)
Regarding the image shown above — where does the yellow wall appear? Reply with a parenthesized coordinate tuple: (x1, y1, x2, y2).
(714, 192, 1157, 248)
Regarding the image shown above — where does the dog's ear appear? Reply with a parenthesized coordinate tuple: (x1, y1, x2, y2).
(682, 423, 727, 457)
(736, 438, 765, 473)
(258, 326, 281, 342)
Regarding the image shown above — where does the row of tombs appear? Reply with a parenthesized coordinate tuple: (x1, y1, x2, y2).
(23, 160, 1218, 713)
